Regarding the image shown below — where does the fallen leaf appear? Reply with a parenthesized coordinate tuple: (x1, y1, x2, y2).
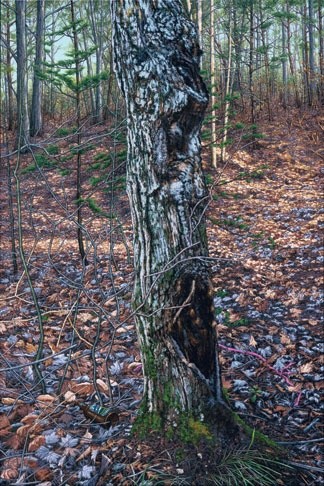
(2, 397, 23, 405)
(289, 308, 302, 318)
(249, 335, 257, 347)
(35, 468, 53, 482)
(96, 378, 109, 392)
(21, 414, 39, 425)
(37, 394, 56, 406)
(1, 468, 18, 480)
(26, 342, 38, 353)
(64, 391, 76, 403)
(70, 382, 94, 395)
(5, 434, 24, 450)
(300, 362, 313, 374)
(16, 422, 42, 438)
(0, 414, 10, 430)
(28, 435, 46, 452)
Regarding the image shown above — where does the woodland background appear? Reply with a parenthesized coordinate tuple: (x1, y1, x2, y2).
(0, 0, 323, 484)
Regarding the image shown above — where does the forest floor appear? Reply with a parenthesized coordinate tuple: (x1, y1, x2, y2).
(0, 107, 323, 485)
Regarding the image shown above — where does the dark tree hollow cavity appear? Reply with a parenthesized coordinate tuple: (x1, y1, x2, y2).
(111, 0, 226, 427)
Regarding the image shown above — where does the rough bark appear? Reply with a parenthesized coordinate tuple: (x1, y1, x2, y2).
(111, 0, 224, 424)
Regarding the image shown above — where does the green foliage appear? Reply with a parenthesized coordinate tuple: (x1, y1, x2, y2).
(205, 174, 214, 186)
(210, 216, 249, 231)
(216, 289, 228, 298)
(58, 168, 71, 176)
(21, 154, 56, 173)
(55, 127, 76, 137)
(113, 175, 127, 190)
(249, 385, 262, 404)
(70, 143, 94, 155)
(46, 144, 59, 155)
(242, 125, 265, 142)
(208, 448, 292, 486)
(89, 175, 105, 186)
(87, 197, 103, 214)
(239, 165, 269, 182)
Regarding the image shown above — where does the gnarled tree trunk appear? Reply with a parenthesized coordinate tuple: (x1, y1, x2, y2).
(111, 0, 225, 426)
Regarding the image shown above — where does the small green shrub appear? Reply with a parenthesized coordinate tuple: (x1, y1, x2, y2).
(208, 448, 292, 486)
(55, 127, 74, 137)
(47, 144, 59, 155)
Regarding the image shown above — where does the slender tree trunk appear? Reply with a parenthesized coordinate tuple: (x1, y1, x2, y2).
(220, 5, 233, 162)
(259, 0, 272, 120)
(232, 5, 245, 109)
(302, 4, 310, 105)
(308, 0, 315, 105)
(49, 8, 56, 117)
(286, 4, 300, 107)
(6, 7, 14, 131)
(89, 0, 104, 123)
(319, 0, 324, 105)
(81, 27, 96, 117)
(15, 0, 30, 151)
(282, 19, 288, 108)
(70, 0, 87, 265)
(6, 147, 18, 275)
(112, 0, 225, 424)
(30, 0, 45, 137)
(210, 0, 218, 168)
(249, 1, 256, 131)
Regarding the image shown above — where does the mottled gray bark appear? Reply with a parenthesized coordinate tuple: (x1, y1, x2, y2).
(112, 0, 224, 423)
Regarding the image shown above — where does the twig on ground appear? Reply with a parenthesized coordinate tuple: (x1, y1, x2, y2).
(219, 343, 294, 386)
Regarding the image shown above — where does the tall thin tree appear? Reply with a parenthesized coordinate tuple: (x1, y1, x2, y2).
(15, 0, 30, 151)
(30, 0, 45, 136)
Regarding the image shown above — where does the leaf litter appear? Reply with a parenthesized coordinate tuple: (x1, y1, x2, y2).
(0, 109, 323, 484)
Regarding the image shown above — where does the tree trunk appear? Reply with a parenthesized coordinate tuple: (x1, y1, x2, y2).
(249, 0, 256, 134)
(89, 0, 104, 123)
(220, 4, 233, 163)
(70, 0, 87, 265)
(15, 0, 30, 151)
(281, 18, 288, 109)
(6, 6, 14, 131)
(210, 0, 218, 168)
(111, 0, 225, 425)
(308, 0, 315, 105)
(259, 0, 272, 120)
(319, 0, 324, 105)
(30, 0, 45, 137)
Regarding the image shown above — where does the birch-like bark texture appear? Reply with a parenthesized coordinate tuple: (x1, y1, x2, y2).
(111, 0, 224, 421)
